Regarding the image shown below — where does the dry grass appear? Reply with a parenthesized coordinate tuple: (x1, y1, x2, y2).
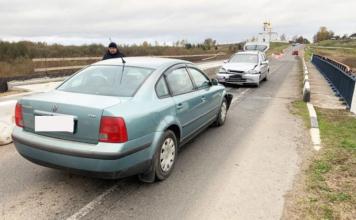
(309, 39, 356, 73)
(0, 58, 34, 78)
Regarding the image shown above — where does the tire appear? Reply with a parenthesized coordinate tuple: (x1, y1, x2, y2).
(214, 98, 228, 126)
(154, 130, 178, 181)
(263, 70, 270, 81)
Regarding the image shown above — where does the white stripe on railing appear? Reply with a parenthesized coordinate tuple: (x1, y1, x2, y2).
(351, 84, 356, 114)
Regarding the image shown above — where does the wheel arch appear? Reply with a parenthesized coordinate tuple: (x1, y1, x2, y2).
(166, 124, 181, 145)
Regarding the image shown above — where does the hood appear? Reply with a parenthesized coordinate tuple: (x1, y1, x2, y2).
(222, 62, 257, 72)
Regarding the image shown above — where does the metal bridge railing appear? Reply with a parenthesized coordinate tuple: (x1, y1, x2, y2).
(312, 54, 356, 112)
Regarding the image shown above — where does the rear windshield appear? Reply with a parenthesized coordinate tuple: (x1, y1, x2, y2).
(57, 65, 154, 97)
(229, 54, 258, 63)
(245, 45, 268, 52)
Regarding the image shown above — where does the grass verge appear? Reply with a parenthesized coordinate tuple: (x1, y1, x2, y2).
(267, 42, 290, 56)
(291, 101, 310, 129)
(308, 39, 356, 73)
(291, 104, 356, 219)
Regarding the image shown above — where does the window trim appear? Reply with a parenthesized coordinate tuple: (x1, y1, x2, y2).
(155, 75, 171, 99)
(164, 65, 196, 97)
(186, 66, 211, 90)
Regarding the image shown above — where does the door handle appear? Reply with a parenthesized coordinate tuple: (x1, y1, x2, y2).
(176, 103, 183, 110)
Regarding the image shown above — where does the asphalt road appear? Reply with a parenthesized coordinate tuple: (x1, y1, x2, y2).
(0, 49, 309, 220)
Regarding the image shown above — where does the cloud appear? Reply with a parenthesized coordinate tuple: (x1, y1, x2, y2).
(0, 0, 355, 45)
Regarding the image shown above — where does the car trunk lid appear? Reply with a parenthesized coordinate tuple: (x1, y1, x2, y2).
(21, 91, 129, 144)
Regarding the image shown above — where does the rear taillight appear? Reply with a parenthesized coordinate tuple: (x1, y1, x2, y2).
(15, 103, 24, 128)
(99, 116, 128, 143)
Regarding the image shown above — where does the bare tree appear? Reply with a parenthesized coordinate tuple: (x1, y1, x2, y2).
(313, 26, 334, 43)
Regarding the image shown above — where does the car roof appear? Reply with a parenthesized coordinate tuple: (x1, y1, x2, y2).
(93, 56, 192, 69)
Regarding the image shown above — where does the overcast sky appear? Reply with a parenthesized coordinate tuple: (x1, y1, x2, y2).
(0, 0, 355, 45)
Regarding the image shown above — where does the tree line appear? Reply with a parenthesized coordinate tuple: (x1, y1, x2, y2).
(313, 26, 354, 43)
(0, 38, 224, 62)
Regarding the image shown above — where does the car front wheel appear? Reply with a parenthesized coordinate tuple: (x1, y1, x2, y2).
(264, 70, 270, 81)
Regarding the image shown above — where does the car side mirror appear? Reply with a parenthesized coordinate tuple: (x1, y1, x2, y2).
(223, 60, 228, 63)
(210, 78, 219, 86)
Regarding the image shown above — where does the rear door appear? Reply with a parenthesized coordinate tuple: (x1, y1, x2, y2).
(165, 65, 203, 139)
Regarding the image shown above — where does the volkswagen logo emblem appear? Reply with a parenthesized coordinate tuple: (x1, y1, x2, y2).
(52, 104, 58, 112)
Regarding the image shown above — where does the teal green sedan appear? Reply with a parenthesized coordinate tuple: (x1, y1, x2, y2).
(12, 57, 232, 182)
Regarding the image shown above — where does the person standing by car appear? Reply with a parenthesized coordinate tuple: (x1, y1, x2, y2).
(102, 42, 125, 60)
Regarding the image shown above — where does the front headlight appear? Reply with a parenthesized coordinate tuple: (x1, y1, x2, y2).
(218, 67, 227, 73)
(247, 69, 259, 74)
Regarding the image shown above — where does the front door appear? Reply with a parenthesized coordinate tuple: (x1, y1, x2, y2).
(187, 66, 221, 123)
(165, 66, 202, 139)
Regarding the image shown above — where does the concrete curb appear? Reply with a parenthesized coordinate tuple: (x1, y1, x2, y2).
(0, 121, 14, 146)
(302, 55, 321, 151)
(0, 100, 17, 146)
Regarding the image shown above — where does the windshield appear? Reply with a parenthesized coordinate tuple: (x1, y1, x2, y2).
(245, 45, 268, 52)
(229, 54, 258, 63)
(57, 65, 154, 97)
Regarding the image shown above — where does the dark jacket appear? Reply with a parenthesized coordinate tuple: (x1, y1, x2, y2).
(102, 51, 125, 60)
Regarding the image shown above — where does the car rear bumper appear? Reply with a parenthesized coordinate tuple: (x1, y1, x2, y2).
(12, 127, 161, 178)
(217, 73, 260, 85)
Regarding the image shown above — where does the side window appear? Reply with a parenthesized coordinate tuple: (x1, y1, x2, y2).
(166, 68, 194, 95)
(188, 68, 210, 89)
(155, 77, 170, 98)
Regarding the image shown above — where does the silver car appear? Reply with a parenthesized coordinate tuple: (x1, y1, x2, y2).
(216, 51, 270, 87)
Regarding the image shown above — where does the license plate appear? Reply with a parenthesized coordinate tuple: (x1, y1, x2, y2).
(231, 74, 242, 79)
(35, 115, 74, 133)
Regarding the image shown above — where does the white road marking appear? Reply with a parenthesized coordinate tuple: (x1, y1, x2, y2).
(198, 60, 223, 70)
(231, 88, 250, 104)
(66, 184, 119, 220)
